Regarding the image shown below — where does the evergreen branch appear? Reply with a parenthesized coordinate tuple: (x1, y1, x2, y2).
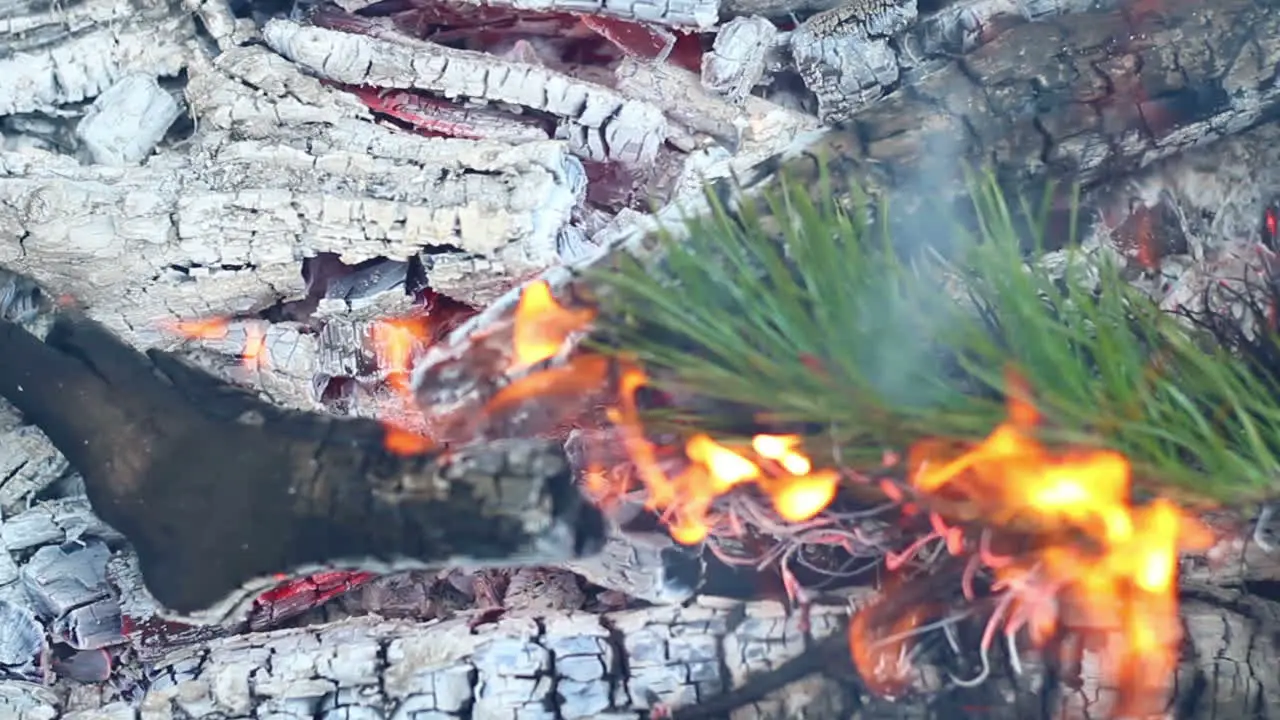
(587, 163, 1280, 510)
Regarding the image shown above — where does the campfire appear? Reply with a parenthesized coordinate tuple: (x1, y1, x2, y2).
(152, 179, 1243, 719)
(2, 0, 1280, 717)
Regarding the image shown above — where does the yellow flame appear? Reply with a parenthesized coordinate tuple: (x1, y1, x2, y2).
(371, 316, 431, 396)
(510, 280, 596, 372)
(888, 371, 1213, 716)
(609, 367, 837, 544)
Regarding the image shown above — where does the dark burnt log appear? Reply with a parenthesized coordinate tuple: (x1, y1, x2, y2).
(755, 0, 1280, 245)
(0, 285, 605, 628)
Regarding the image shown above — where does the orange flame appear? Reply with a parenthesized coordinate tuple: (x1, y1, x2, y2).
(369, 315, 434, 454)
(610, 366, 837, 544)
(371, 316, 431, 396)
(486, 354, 612, 416)
(894, 371, 1213, 716)
(382, 423, 434, 455)
(848, 602, 932, 697)
(510, 280, 596, 372)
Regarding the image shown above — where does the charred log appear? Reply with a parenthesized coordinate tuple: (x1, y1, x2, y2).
(0, 288, 605, 628)
(745, 0, 1280, 241)
(1, 593, 1266, 720)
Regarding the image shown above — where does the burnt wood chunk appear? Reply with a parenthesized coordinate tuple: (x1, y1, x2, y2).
(0, 306, 605, 626)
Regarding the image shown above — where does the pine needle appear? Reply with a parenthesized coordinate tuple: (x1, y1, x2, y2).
(587, 160, 1280, 509)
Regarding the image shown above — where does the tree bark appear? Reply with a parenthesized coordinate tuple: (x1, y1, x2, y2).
(0, 293, 605, 628)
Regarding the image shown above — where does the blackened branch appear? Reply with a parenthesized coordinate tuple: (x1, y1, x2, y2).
(0, 295, 604, 627)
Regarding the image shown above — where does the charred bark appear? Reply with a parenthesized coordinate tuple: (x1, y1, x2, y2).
(0, 289, 605, 628)
(744, 0, 1280, 237)
(2, 593, 1272, 720)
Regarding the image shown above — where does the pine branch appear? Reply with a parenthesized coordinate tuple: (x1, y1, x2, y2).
(587, 164, 1280, 510)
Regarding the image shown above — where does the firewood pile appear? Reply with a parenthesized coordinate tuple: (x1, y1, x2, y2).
(3, 0, 1280, 717)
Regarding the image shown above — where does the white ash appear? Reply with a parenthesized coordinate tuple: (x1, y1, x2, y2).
(0, 399, 67, 512)
(0, 498, 123, 554)
(74, 74, 183, 167)
(21, 542, 125, 652)
(125, 596, 853, 719)
(0, 0, 194, 116)
(0, 601, 44, 680)
(701, 16, 781, 104)
(0, 131, 580, 343)
(261, 18, 668, 165)
(2, 40, 587, 356)
(335, 0, 721, 29)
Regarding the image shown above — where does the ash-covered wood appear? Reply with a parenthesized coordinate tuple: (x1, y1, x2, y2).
(762, 0, 1280, 222)
(336, 0, 722, 29)
(0, 590, 1271, 719)
(0, 42, 585, 344)
(789, 0, 919, 123)
(0, 294, 605, 627)
(0, 0, 193, 116)
(700, 16, 780, 104)
(124, 597, 857, 719)
(263, 12, 668, 164)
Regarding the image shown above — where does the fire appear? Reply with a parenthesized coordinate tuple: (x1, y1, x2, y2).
(866, 374, 1214, 716)
(371, 316, 431, 396)
(604, 359, 1208, 713)
(382, 423, 434, 455)
(485, 354, 611, 415)
(369, 315, 435, 454)
(611, 366, 837, 544)
(510, 280, 596, 372)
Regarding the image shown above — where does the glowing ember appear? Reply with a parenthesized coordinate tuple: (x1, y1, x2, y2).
(486, 354, 611, 416)
(242, 324, 268, 370)
(167, 317, 269, 371)
(611, 366, 838, 544)
(855, 373, 1215, 716)
(382, 424, 434, 455)
(510, 280, 596, 372)
(169, 318, 230, 340)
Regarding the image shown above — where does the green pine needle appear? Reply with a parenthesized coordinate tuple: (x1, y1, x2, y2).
(586, 161, 1280, 509)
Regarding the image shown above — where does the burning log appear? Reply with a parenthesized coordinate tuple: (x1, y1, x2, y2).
(767, 0, 1280, 222)
(0, 591, 1270, 719)
(0, 287, 605, 627)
